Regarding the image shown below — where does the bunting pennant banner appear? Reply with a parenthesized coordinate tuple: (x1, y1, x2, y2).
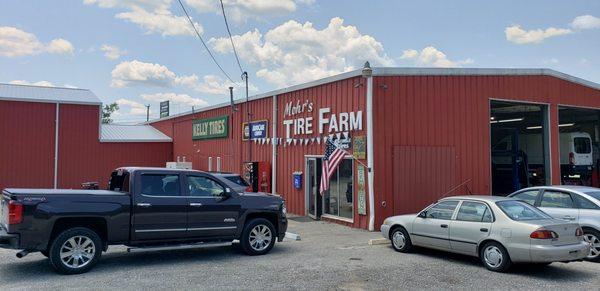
(335, 132, 341, 140)
(293, 139, 297, 146)
(317, 137, 321, 145)
(323, 136, 328, 143)
(342, 131, 349, 140)
(287, 138, 292, 145)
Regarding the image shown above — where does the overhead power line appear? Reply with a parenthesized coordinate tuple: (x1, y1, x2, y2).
(219, 0, 244, 75)
(176, 0, 237, 84)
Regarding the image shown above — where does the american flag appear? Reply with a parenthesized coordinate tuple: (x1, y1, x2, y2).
(320, 138, 346, 194)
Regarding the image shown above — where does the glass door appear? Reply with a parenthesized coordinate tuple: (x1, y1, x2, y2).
(306, 157, 321, 219)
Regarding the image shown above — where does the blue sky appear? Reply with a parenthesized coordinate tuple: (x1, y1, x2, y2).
(1, 0, 599, 122)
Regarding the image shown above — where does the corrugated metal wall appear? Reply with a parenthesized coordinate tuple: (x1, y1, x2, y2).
(152, 77, 369, 229)
(0, 101, 56, 188)
(373, 75, 600, 227)
(57, 104, 172, 188)
(0, 102, 172, 190)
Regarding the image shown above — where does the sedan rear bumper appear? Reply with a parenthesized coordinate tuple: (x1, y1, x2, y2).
(530, 241, 590, 263)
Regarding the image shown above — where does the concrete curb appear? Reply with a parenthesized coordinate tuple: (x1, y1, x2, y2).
(285, 232, 301, 241)
(368, 238, 390, 245)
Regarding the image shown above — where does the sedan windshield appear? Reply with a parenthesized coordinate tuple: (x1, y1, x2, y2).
(496, 200, 551, 221)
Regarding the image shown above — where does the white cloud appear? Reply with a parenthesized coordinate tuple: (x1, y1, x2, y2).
(115, 98, 150, 116)
(46, 38, 74, 54)
(84, 0, 201, 36)
(101, 44, 127, 60)
(570, 15, 600, 30)
(141, 92, 208, 108)
(110, 60, 256, 95)
(210, 17, 394, 87)
(185, 0, 308, 22)
(111, 60, 179, 87)
(9, 80, 55, 87)
(505, 25, 571, 44)
(0, 26, 74, 57)
(399, 46, 473, 67)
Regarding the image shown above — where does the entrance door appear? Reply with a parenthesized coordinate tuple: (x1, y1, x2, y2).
(306, 157, 322, 219)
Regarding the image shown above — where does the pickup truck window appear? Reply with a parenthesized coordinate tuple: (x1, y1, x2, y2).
(108, 171, 130, 192)
(141, 174, 181, 196)
(188, 176, 225, 197)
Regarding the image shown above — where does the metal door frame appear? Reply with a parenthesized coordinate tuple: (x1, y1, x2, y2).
(305, 156, 319, 219)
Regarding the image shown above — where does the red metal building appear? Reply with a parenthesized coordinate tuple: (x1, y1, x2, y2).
(151, 67, 600, 231)
(0, 83, 173, 190)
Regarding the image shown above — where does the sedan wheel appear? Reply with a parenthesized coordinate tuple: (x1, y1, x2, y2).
(583, 232, 600, 261)
(479, 242, 511, 272)
(390, 227, 413, 253)
(483, 246, 503, 268)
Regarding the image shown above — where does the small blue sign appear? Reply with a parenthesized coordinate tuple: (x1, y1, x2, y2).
(293, 172, 302, 190)
(243, 120, 269, 140)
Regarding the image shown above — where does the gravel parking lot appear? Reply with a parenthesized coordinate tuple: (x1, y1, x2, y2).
(1, 218, 599, 290)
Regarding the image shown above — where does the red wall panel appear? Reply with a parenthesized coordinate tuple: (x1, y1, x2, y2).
(0, 101, 55, 189)
(57, 104, 172, 188)
(372, 75, 600, 227)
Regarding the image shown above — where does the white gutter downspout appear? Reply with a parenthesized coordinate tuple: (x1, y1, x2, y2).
(364, 62, 376, 231)
(53, 103, 60, 189)
(272, 94, 277, 194)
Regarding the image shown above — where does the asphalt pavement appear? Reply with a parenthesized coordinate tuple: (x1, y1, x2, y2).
(1, 218, 599, 290)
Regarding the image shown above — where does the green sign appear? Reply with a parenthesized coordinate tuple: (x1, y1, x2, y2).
(192, 116, 229, 140)
(353, 135, 366, 160)
(357, 165, 367, 215)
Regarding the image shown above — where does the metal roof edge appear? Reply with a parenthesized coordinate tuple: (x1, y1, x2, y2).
(147, 67, 600, 124)
(0, 97, 103, 106)
(99, 139, 172, 143)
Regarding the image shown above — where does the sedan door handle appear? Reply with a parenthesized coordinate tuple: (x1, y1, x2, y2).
(480, 228, 489, 232)
(563, 215, 576, 220)
(189, 202, 203, 207)
(136, 203, 151, 208)
(440, 224, 448, 228)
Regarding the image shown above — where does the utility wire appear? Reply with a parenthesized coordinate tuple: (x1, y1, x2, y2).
(176, 0, 237, 84)
(219, 0, 244, 75)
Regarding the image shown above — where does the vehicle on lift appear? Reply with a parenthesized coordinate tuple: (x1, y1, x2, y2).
(381, 196, 589, 272)
(210, 172, 251, 193)
(0, 167, 287, 274)
(492, 131, 593, 190)
(509, 185, 600, 262)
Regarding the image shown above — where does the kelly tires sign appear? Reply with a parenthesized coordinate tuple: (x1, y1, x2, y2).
(192, 116, 229, 140)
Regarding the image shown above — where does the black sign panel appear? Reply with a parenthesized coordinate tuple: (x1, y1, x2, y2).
(160, 101, 169, 118)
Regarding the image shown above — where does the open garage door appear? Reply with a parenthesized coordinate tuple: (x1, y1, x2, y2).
(558, 107, 600, 186)
(490, 100, 551, 196)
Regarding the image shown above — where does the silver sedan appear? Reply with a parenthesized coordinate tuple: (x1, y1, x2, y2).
(381, 196, 590, 272)
(508, 185, 600, 262)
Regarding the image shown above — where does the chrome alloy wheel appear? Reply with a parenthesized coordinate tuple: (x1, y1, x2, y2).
(392, 231, 406, 249)
(249, 224, 272, 252)
(583, 233, 600, 259)
(60, 235, 96, 269)
(483, 245, 503, 268)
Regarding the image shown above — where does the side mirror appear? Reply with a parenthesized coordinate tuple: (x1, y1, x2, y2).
(418, 211, 427, 218)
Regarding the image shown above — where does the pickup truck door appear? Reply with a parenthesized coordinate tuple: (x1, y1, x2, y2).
(184, 174, 241, 239)
(131, 173, 188, 241)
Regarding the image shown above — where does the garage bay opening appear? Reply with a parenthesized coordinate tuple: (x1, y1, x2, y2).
(490, 100, 551, 196)
(558, 106, 599, 186)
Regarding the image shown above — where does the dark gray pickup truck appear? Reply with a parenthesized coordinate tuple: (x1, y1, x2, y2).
(0, 167, 287, 274)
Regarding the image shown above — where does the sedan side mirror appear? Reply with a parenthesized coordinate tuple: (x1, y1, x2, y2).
(418, 211, 427, 218)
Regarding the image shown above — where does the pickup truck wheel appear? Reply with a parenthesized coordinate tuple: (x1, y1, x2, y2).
(48, 227, 102, 275)
(241, 218, 276, 256)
